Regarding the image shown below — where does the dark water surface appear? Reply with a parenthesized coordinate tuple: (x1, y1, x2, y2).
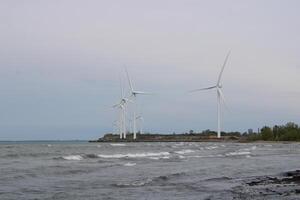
(0, 142, 299, 200)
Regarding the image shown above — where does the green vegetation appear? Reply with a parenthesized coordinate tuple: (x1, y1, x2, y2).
(247, 122, 300, 141)
(91, 122, 300, 142)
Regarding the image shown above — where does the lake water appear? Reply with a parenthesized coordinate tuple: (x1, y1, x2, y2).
(0, 141, 300, 200)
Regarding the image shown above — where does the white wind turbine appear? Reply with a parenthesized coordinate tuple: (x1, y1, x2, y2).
(112, 120, 119, 136)
(125, 67, 151, 140)
(136, 115, 144, 135)
(190, 51, 231, 138)
(113, 79, 131, 139)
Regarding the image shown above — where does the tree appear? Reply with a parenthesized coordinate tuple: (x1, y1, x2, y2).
(261, 126, 273, 140)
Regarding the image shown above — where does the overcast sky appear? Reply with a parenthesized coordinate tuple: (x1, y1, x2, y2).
(0, 0, 299, 140)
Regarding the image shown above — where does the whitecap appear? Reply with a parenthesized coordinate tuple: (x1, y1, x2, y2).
(62, 155, 83, 161)
(239, 146, 257, 151)
(173, 142, 185, 146)
(190, 154, 224, 158)
(205, 146, 218, 150)
(225, 151, 251, 156)
(149, 157, 160, 160)
(124, 162, 136, 167)
(174, 149, 195, 154)
(98, 152, 170, 159)
(110, 143, 126, 147)
(251, 146, 257, 150)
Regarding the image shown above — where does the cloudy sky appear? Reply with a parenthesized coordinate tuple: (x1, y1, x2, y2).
(0, 0, 299, 140)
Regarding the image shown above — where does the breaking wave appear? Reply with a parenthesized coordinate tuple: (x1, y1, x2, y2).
(225, 151, 251, 156)
(112, 171, 188, 188)
(205, 146, 219, 150)
(110, 143, 126, 147)
(174, 149, 195, 155)
(98, 152, 170, 159)
(124, 162, 136, 167)
(61, 155, 83, 161)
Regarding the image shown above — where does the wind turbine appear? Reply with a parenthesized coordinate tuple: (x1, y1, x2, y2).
(113, 101, 126, 139)
(136, 115, 144, 135)
(125, 67, 151, 140)
(190, 51, 231, 138)
(112, 120, 119, 136)
(113, 78, 131, 139)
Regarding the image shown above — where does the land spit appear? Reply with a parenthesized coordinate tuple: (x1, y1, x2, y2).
(89, 133, 242, 143)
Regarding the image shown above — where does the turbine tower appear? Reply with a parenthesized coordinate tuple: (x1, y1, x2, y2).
(190, 51, 230, 138)
(136, 115, 144, 135)
(113, 78, 131, 139)
(113, 100, 127, 139)
(125, 67, 151, 140)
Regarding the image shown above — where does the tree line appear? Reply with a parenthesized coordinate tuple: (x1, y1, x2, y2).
(186, 122, 300, 141)
(248, 122, 300, 141)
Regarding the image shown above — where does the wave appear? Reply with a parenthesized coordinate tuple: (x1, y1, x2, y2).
(112, 178, 153, 187)
(62, 155, 83, 161)
(3, 152, 51, 158)
(190, 154, 224, 158)
(205, 146, 219, 150)
(174, 149, 195, 154)
(251, 146, 257, 150)
(225, 151, 251, 156)
(98, 152, 170, 159)
(84, 154, 99, 159)
(205, 176, 232, 181)
(241, 146, 257, 151)
(124, 162, 136, 167)
(112, 172, 187, 188)
(110, 143, 126, 147)
(2, 153, 20, 158)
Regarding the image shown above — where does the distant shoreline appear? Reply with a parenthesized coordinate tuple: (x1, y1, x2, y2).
(90, 131, 300, 143)
(89, 139, 300, 143)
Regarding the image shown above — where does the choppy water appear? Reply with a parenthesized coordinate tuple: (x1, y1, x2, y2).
(0, 142, 300, 200)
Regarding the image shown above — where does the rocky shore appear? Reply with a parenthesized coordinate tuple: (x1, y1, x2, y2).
(233, 170, 300, 199)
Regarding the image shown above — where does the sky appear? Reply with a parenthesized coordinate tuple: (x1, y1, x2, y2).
(0, 0, 299, 140)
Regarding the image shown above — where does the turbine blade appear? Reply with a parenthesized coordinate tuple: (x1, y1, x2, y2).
(119, 75, 124, 99)
(218, 88, 230, 112)
(125, 66, 134, 92)
(133, 91, 153, 95)
(188, 86, 217, 93)
(217, 51, 231, 85)
(113, 103, 120, 108)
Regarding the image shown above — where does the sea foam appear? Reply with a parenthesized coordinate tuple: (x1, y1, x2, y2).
(225, 151, 251, 156)
(124, 162, 136, 166)
(110, 143, 126, 147)
(174, 149, 195, 155)
(98, 152, 170, 159)
(62, 155, 83, 161)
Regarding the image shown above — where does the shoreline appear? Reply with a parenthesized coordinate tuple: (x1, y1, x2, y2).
(89, 140, 300, 143)
(89, 134, 300, 143)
